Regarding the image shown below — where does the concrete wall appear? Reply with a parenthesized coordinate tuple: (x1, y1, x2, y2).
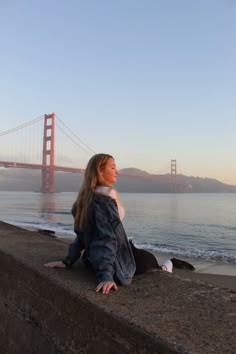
(0, 221, 235, 354)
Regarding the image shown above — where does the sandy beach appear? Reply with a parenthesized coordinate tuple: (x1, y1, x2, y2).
(151, 250, 236, 291)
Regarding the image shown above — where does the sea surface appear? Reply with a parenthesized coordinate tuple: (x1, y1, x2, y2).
(0, 191, 236, 269)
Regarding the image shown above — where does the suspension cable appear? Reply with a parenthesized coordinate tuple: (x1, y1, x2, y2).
(0, 115, 44, 136)
(56, 114, 96, 154)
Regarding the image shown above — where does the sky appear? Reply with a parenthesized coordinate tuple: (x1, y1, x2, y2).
(0, 0, 236, 185)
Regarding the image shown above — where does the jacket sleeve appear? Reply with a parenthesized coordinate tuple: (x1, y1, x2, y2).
(62, 231, 84, 268)
(89, 202, 117, 284)
(62, 202, 84, 268)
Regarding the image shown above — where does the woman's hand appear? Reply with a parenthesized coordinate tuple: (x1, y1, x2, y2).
(95, 281, 118, 295)
(43, 261, 66, 268)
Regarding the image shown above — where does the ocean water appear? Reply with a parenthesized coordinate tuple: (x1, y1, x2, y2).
(0, 191, 236, 267)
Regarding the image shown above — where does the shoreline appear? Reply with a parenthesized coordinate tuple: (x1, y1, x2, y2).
(5, 223, 236, 291)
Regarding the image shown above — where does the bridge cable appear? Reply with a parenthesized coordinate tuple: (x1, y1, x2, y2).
(56, 115, 96, 154)
(56, 123, 94, 155)
(0, 115, 44, 136)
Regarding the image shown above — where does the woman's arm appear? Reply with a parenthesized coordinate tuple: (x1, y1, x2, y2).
(89, 202, 118, 290)
(62, 232, 84, 268)
(43, 232, 84, 269)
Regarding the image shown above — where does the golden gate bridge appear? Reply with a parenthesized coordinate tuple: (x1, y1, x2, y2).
(0, 113, 179, 193)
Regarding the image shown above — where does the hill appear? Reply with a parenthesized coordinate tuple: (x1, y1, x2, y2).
(0, 167, 236, 193)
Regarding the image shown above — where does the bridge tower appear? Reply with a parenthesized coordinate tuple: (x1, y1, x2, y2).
(171, 159, 177, 192)
(41, 113, 55, 193)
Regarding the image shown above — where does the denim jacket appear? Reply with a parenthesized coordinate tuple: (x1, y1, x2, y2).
(63, 192, 136, 285)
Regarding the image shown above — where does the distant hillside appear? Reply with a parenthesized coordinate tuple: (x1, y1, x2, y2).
(119, 168, 150, 176)
(0, 168, 236, 193)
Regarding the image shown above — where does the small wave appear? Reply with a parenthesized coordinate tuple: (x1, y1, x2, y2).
(10, 221, 75, 237)
(39, 211, 71, 215)
(205, 223, 236, 231)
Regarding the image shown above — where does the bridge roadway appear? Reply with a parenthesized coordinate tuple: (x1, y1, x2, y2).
(0, 221, 235, 353)
(0, 160, 85, 173)
(0, 160, 171, 180)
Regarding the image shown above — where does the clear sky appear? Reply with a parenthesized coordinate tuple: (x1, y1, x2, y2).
(0, 0, 235, 185)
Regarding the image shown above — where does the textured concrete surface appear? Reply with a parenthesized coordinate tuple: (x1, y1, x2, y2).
(0, 221, 235, 354)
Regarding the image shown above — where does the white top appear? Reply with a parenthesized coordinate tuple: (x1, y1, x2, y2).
(96, 186, 125, 221)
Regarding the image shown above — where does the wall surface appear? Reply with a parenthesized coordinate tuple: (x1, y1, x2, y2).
(0, 221, 235, 354)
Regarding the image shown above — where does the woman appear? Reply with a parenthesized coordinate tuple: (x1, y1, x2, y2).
(44, 153, 172, 295)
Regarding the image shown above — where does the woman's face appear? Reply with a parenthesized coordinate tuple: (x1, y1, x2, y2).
(100, 158, 118, 185)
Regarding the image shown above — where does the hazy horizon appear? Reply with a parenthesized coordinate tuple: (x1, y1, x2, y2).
(1, 167, 236, 192)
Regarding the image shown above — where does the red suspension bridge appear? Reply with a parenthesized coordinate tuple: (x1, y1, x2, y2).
(0, 113, 179, 193)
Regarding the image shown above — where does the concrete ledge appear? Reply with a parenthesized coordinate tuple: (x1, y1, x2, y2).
(0, 221, 235, 354)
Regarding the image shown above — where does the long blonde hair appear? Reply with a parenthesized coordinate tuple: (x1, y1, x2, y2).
(74, 153, 113, 231)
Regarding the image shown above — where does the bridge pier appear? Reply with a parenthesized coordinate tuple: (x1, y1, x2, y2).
(171, 159, 177, 192)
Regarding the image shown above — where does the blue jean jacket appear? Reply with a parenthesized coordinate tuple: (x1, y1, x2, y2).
(63, 193, 136, 285)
